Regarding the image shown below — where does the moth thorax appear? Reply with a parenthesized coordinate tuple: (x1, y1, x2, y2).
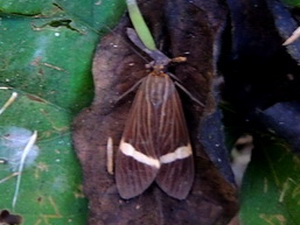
(148, 76, 170, 107)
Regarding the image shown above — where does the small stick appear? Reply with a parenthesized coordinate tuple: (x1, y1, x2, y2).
(0, 92, 18, 115)
(283, 26, 300, 46)
(106, 137, 114, 175)
(0, 172, 20, 184)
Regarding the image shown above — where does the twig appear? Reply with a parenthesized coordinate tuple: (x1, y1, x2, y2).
(12, 131, 38, 210)
(0, 92, 18, 115)
(283, 26, 300, 46)
(106, 137, 114, 175)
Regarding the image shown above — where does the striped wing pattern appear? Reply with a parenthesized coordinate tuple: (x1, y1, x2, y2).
(115, 73, 194, 199)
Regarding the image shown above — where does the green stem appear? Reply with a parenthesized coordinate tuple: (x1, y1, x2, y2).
(126, 0, 157, 50)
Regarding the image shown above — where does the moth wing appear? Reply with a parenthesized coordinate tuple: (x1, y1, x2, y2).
(155, 79, 194, 200)
(115, 77, 159, 199)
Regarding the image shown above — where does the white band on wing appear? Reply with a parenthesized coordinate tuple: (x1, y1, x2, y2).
(159, 144, 192, 164)
(120, 140, 161, 169)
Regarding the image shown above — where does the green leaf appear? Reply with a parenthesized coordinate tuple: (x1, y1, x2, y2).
(281, 0, 300, 7)
(0, 0, 56, 15)
(0, 0, 126, 223)
(240, 136, 300, 225)
(0, 0, 126, 113)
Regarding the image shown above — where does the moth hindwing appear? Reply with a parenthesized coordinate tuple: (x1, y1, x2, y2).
(115, 68, 194, 200)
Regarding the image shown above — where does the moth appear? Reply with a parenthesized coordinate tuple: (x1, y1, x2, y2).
(115, 28, 194, 200)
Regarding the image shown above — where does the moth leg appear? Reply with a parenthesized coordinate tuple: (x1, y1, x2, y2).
(174, 81, 204, 107)
(116, 77, 145, 103)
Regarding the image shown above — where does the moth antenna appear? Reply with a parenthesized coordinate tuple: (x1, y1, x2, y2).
(116, 77, 145, 102)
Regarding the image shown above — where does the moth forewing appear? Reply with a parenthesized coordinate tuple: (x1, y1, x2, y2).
(115, 75, 159, 199)
(154, 76, 194, 199)
(116, 72, 194, 200)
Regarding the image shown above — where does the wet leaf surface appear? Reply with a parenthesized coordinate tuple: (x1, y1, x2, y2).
(0, 0, 125, 113)
(73, 0, 238, 224)
(0, 91, 87, 224)
(0, 0, 125, 224)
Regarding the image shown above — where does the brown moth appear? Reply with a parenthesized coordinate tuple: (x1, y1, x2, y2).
(115, 29, 194, 200)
